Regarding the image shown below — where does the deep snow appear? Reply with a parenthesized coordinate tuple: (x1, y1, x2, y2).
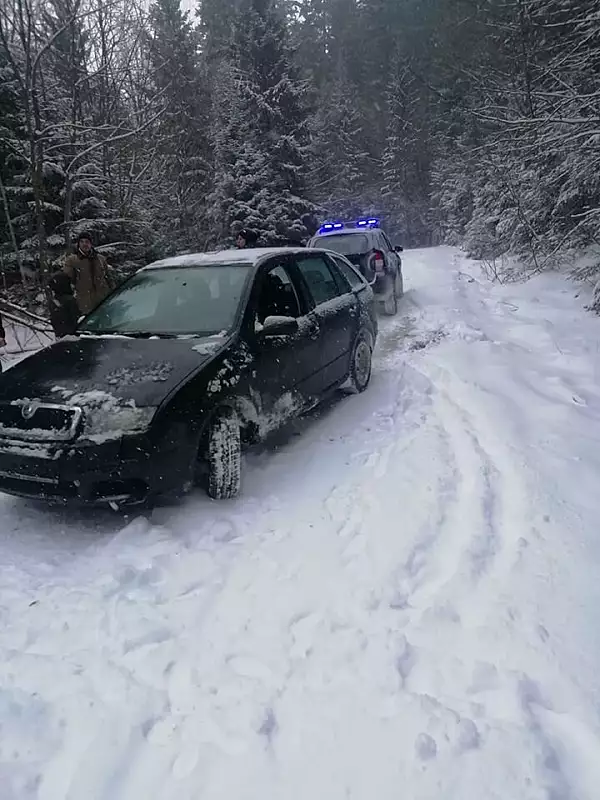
(2, 246, 600, 799)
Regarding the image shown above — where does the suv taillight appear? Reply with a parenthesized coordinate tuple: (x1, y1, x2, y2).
(371, 250, 385, 274)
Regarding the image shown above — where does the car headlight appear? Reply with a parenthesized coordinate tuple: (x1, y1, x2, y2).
(81, 405, 156, 443)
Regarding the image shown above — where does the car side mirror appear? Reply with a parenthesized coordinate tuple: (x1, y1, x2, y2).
(261, 315, 299, 337)
(394, 245, 403, 253)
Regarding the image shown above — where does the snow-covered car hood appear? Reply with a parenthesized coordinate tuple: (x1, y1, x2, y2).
(0, 334, 228, 409)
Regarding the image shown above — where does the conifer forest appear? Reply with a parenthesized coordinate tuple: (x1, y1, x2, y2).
(1, 0, 599, 291)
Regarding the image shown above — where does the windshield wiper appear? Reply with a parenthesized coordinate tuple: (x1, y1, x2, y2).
(120, 331, 178, 339)
(78, 330, 177, 339)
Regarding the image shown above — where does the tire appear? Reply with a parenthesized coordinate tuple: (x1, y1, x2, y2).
(383, 274, 398, 316)
(206, 410, 241, 500)
(395, 268, 404, 299)
(345, 333, 373, 393)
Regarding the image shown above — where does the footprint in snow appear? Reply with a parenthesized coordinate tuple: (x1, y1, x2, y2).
(396, 635, 416, 686)
(258, 707, 278, 743)
(172, 746, 199, 780)
(289, 611, 321, 659)
(389, 590, 410, 610)
(538, 624, 550, 643)
(209, 518, 240, 543)
(415, 732, 437, 761)
(453, 718, 481, 754)
(227, 655, 273, 683)
(468, 661, 499, 695)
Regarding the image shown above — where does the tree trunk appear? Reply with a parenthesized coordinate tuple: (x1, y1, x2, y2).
(0, 172, 27, 285)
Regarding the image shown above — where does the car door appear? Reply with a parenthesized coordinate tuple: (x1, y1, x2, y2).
(292, 252, 357, 390)
(328, 252, 378, 339)
(244, 256, 325, 421)
(381, 231, 401, 274)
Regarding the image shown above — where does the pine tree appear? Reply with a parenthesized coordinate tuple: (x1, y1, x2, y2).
(145, 0, 211, 249)
(197, 0, 238, 59)
(0, 45, 28, 279)
(209, 0, 315, 245)
(381, 53, 434, 246)
(308, 73, 373, 220)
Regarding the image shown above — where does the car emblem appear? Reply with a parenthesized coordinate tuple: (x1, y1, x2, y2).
(21, 402, 39, 420)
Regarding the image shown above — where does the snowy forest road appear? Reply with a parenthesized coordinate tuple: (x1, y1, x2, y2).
(2, 247, 600, 799)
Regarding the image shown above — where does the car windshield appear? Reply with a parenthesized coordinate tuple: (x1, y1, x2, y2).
(80, 264, 252, 336)
(312, 233, 369, 256)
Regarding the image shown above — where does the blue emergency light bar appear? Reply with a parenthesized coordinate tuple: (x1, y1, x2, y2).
(318, 218, 380, 234)
(357, 218, 380, 227)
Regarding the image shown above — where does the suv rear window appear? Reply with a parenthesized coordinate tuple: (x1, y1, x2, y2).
(330, 255, 366, 290)
(312, 233, 369, 256)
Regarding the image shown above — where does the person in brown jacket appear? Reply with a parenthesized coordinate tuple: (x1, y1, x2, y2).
(62, 231, 114, 315)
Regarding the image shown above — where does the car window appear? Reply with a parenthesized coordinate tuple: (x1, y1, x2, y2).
(374, 231, 387, 250)
(310, 233, 369, 256)
(329, 254, 366, 290)
(382, 232, 394, 251)
(296, 255, 342, 306)
(256, 263, 302, 324)
(80, 264, 251, 336)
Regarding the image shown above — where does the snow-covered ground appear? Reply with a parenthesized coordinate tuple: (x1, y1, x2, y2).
(2, 246, 600, 800)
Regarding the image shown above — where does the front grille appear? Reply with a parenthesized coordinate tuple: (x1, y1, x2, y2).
(0, 401, 82, 442)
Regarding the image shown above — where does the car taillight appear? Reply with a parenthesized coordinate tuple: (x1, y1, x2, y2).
(371, 250, 385, 273)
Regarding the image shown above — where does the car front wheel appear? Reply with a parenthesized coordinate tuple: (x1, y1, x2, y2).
(206, 410, 242, 500)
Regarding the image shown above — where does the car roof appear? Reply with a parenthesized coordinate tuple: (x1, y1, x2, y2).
(311, 228, 375, 238)
(143, 247, 311, 271)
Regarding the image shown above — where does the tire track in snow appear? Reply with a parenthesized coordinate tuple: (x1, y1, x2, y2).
(382, 253, 600, 800)
(376, 254, 599, 800)
(396, 352, 531, 632)
(323, 360, 430, 543)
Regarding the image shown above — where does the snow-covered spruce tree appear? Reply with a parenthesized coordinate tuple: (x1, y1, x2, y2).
(427, 0, 600, 275)
(308, 69, 373, 222)
(203, 57, 245, 247)
(208, 0, 315, 246)
(0, 0, 62, 280)
(355, 0, 408, 149)
(197, 0, 238, 59)
(145, 0, 211, 251)
(288, 0, 332, 87)
(381, 53, 434, 247)
(295, 0, 382, 222)
(0, 42, 29, 281)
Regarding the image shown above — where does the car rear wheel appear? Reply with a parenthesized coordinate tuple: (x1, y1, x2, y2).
(383, 274, 398, 316)
(395, 269, 404, 299)
(206, 410, 241, 500)
(345, 333, 373, 393)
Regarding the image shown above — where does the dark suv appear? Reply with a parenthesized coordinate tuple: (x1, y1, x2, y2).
(308, 218, 403, 315)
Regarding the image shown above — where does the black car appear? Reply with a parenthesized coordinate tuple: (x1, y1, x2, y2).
(308, 218, 403, 315)
(0, 247, 377, 507)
